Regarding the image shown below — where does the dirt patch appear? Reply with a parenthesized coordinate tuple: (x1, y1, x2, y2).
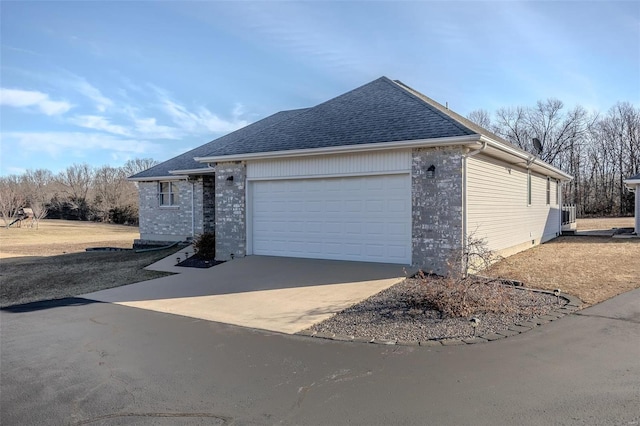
(485, 236, 640, 306)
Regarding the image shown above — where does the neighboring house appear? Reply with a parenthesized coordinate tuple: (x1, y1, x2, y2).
(129, 77, 572, 274)
(624, 173, 640, 234)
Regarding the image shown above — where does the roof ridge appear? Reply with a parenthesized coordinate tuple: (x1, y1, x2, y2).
(387, 79, 478, 136)
(391, 79, 512, 145)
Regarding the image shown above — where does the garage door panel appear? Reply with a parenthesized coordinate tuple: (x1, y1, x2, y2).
(252, 175, 411, 264)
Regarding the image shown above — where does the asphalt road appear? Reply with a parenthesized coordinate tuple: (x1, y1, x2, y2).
(1, 290, 639, 425)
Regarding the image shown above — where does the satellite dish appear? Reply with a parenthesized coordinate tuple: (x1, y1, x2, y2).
(532, 138, 543, 154)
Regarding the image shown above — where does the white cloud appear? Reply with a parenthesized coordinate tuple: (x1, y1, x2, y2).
(3, 131, 156, 158)
(68, 77, 114, 112)
(134, 117, 182, 140)
(162, 98, 248, 134)
(0, 88, 72, 115)
(68, 115, 131, 136)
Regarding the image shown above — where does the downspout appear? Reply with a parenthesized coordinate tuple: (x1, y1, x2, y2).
(462, 141, 487, 258)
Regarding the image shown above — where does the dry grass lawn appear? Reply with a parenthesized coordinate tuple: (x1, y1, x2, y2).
(576, 216, 634, 231)
(486, 234, 639, 306)
(0, 219, 140, 258)
(0, 219, 174, 307)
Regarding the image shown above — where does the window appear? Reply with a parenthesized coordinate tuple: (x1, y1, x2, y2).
(159, 181, 178, 206)
(556, 181, 560, 205)
(546, 177, 551, 205)
(527, 171, 532, 205)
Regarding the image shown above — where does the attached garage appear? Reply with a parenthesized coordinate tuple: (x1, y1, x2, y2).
(134, 76, 573, 274)
(246, 151, 413, 264)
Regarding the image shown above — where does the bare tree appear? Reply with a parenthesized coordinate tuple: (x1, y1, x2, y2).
(467, 109, 494, 131)
(93, 165, 129, 217)
(0, 175, 27, 227)
(55, 163, 94, 203)
(122, 158, 159, 177)
(494, 106, 531, 150)
(22, 169, 54, 229)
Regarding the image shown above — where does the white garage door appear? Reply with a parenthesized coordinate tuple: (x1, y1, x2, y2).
(251, 174, 412, 264)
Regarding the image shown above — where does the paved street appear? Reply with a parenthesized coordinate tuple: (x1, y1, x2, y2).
(2, 289, 639, 425)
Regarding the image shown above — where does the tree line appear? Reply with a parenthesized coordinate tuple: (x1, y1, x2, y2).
(0, 158, 158, 228)
(468, 100, 639, 217)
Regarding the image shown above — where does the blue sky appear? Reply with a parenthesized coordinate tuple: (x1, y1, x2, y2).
(1, 1, 638, 176)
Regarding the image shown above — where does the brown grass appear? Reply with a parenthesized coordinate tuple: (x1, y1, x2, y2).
(0, 219, 140, 258)
(486, 236, 640, 306)
(576, 217, 634, 231)
(0, 219, 175, 307)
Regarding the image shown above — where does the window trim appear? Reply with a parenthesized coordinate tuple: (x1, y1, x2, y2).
(546, 177, 551, 205)
(158, 181, 178, 207)
(527, 170, 532, 206)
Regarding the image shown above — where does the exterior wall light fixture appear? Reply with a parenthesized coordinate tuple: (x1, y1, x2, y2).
(426, 164, 436, 179)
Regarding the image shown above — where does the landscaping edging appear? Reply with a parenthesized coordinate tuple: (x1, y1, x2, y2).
(296, 288, 583, 346)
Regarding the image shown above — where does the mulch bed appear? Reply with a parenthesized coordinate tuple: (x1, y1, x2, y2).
(176, 254, 225, 269)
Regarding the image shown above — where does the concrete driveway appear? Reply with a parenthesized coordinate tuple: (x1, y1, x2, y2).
(83, 255, 410, 334)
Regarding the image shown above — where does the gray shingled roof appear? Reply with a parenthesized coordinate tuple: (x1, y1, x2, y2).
(130, 108, 309, 179)
(132, 76, 488, 179)
(200, 76, 476, 158)
(627, 172, 640, 181)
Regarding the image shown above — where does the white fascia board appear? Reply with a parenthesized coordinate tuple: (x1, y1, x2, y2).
(624, 179, 640, 190)
(194, 135, 483, 164)
(127, 175, 188, 182)
(169, 168, 216, 175)
(479, 135, 573, 181)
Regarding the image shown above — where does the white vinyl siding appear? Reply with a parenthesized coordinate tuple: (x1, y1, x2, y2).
(247, 150, 411, 180)
(250, 174, 412, 264)
(466, 155, 561, 254)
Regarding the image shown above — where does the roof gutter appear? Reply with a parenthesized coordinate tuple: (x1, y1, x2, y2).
(169, 167, 216, 175)
(624, 178, 640, 190)
(128, 175, 188, 182)
(478, 135, 572, 181)
(194, 135, 484, 163)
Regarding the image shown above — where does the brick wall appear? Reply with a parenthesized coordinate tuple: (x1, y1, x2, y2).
(137, 178, 213, 242)
(411, 147, 464, 275)
(215, 163, 246, 260)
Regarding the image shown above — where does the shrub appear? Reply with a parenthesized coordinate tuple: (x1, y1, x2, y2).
(193, 232, 216, 259)
(416, 273, 513, 318)
(108, 205, 138, 225)
(416, 232, 510, 318)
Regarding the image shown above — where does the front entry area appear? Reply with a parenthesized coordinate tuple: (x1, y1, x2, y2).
(250, 174, 412, 264)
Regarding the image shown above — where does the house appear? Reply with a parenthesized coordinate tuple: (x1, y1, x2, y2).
(624, 173, 640, 234)
(129, 77, 572, 274)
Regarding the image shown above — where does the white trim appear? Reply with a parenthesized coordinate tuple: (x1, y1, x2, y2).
(195, 135, 483, 163)
(169, 167, 216, 175)
(246, 169, 410, 181)
(128, 175, 187, 182)
(478, 135, 572, 181)
(624, 178, 640, 190)
(194, 132, 571, 181)
(246, 181, 253, 255)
